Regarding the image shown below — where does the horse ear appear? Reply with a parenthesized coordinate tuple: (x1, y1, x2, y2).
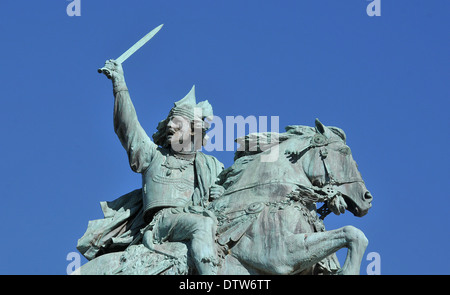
(315, 118, 326, 135)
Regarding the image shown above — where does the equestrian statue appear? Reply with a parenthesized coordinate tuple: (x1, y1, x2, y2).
(76, 25, 373, 275)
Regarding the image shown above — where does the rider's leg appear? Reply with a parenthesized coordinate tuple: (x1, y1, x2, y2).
(153, 209, 218, 275)
(186, 216, 218, 275)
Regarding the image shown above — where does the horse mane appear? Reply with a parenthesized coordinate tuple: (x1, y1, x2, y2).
(218, 124, 347, 189)
(218, 125, 314, 188)
(233, 125, 317, 161)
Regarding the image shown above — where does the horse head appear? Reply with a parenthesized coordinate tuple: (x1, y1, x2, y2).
(295, 119, 372, 217)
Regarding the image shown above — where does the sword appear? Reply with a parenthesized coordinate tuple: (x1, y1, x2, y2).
(98, 24, 164, 78)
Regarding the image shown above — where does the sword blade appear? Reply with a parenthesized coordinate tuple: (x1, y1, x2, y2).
(115, 24, 164, 64)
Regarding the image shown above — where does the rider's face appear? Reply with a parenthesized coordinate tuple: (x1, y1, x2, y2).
(166, 115, 193, 151)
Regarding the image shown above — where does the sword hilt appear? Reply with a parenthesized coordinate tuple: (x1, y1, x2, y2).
(98, 67, 112, 79)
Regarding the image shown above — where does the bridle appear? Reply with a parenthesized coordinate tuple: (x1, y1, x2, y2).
(288, 133, 365, 219)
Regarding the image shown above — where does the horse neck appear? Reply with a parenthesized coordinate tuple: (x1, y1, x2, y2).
(224, 139, 313, 191)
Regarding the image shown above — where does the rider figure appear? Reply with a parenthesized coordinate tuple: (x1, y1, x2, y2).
(101, 60, 224, 274)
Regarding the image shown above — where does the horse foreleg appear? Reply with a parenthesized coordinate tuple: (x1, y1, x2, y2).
(336, 226, 369, 275)
(284, 225, 368, 275)
(233, 225, 367, 275)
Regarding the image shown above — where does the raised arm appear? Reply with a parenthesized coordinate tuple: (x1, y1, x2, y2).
(101, 60, 156, 173)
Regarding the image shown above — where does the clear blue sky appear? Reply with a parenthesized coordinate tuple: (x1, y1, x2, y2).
(0, 1, 448, 274)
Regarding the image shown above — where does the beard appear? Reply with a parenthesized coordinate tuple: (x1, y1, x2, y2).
(167, 132, 192, 153)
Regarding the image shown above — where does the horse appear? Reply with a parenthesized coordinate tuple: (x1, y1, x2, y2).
(76, 119, 372, 275)
(210, 119, 373, 275)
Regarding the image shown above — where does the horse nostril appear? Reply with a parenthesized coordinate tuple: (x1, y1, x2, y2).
(364, 191, 373, 202)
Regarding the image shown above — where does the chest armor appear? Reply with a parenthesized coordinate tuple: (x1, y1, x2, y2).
(142, 154, 196, 222)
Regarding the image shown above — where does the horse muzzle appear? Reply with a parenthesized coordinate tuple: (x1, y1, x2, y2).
(340, 186, 373, 217)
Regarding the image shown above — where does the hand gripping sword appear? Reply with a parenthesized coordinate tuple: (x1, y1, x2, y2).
(98, 24, 164, 78)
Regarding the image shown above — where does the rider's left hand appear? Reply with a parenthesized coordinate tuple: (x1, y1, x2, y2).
(209, 184, 225, 200)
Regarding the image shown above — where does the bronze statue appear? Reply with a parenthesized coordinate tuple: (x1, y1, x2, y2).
(77, 25, 373, 275)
